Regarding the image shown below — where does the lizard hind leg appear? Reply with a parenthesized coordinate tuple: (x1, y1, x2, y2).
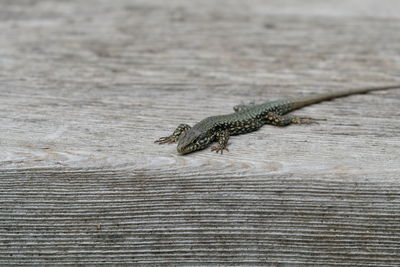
(155, 124, 191, 144)
(264, 112, 320, 126)
(233, 101, 255, 112)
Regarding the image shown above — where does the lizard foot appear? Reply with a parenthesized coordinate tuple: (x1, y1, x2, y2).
(291, 117, 321, 125)
(154, 136, 177, 144)
(155, 124, 192, 145)
(211, 145, 229, 154)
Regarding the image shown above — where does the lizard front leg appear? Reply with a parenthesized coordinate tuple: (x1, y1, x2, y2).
(155, 124, 191, 144)
(210, 130, 230, 154)
(265, 112, 318, 126)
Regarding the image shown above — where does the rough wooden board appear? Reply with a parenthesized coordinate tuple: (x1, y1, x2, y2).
(1, 0, 400, 265)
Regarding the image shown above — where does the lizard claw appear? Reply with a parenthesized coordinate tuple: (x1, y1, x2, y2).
(292, 117, 321, 125)
(211, 145, 229, 154)
(155, 136, 177, 144)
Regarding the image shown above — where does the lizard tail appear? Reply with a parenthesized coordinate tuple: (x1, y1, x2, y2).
(290, 84, 400, 110)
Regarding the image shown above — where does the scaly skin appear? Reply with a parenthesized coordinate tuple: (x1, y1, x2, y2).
(155, 85, 400, 154)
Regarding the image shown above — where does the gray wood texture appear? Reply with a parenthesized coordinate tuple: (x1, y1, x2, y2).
(1, 0, 400, 265)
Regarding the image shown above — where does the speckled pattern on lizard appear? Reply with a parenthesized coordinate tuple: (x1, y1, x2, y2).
(155, 85, 400, 155)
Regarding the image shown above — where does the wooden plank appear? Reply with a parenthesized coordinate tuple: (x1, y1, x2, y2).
(1, 0, 400, 265)
(1, 169, 400, 265)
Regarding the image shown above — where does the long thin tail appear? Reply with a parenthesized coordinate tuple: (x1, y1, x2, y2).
(290, 84, 400, 110)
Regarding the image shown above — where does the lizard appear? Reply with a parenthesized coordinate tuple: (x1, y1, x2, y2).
(155, 84, 400, 155)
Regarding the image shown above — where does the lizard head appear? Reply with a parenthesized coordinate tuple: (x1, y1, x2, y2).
(177, 128, 213, 154)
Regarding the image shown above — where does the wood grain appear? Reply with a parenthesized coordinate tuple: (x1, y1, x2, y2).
(1, 0, 400, 265)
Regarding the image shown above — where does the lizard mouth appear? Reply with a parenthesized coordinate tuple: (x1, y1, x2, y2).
(176, 141, 189, 154)
(177, 132, 196, 154)
(177, 141, 200, 154)
(176, 146, 185, 154)
(177, 140, 199, 154)
(177, 146, 191, 155)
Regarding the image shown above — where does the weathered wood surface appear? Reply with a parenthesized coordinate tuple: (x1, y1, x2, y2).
(1, 0, 400, 265)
